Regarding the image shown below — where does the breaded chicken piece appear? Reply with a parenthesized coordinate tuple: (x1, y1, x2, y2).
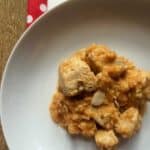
(115, 107, 141, 138)
(86, 44, 116, 73)
(85, 104, 119, 129)
(59, 57, 97, 96)
(118, 70, 150, 105)
(122, 70, 149, 91)
(95, 130, 119, 150)
(68, 120, 97, 137)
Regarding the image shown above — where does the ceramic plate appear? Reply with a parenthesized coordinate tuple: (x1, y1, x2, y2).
(1, 0, 150, 150)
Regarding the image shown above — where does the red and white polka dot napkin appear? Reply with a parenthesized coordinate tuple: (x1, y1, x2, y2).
(27, 0, 48, 27)
(27, 0, 67, 27)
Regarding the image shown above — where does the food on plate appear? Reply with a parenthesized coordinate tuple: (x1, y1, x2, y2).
(58, 57, 97, 97)
(50, 44, 150, 150)
(95, 130, 119, 150)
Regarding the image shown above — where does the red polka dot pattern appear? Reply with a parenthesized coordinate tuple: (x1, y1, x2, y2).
(27, 0, 48, 27)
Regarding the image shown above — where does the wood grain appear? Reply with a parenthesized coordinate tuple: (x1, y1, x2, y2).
(0, 0, 27, 149)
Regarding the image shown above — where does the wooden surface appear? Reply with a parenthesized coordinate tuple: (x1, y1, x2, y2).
(0, 0, 27, 149)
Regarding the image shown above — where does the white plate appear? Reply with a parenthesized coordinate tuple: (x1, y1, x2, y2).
(1, 0, 150, 150)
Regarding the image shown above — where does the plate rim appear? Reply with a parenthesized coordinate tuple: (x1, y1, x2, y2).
(0, 1, 69, 149)
(1, 0, 150, 149)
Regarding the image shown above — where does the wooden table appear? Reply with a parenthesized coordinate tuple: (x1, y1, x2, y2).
(0, 0, 26, 149)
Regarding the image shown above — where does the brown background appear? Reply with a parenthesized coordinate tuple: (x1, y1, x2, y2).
(0, 0, 27, 149)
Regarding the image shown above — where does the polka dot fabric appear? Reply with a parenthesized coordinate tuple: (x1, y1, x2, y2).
(27, 0, 48, 27)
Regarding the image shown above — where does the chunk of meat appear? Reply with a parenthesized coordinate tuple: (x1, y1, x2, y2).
(115, 107, 141, 138)
(104, 64, 127, 79)
(123, 70, 148, 90)
(59, 57, 97, 96)
(114, 56, 135, 71)
(68, 120, 97, 137)
(85, 104, 119, 129)
(117, 70, 150, 107)
(85, 44, 116, 74)
(95, 130, 119, 150)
